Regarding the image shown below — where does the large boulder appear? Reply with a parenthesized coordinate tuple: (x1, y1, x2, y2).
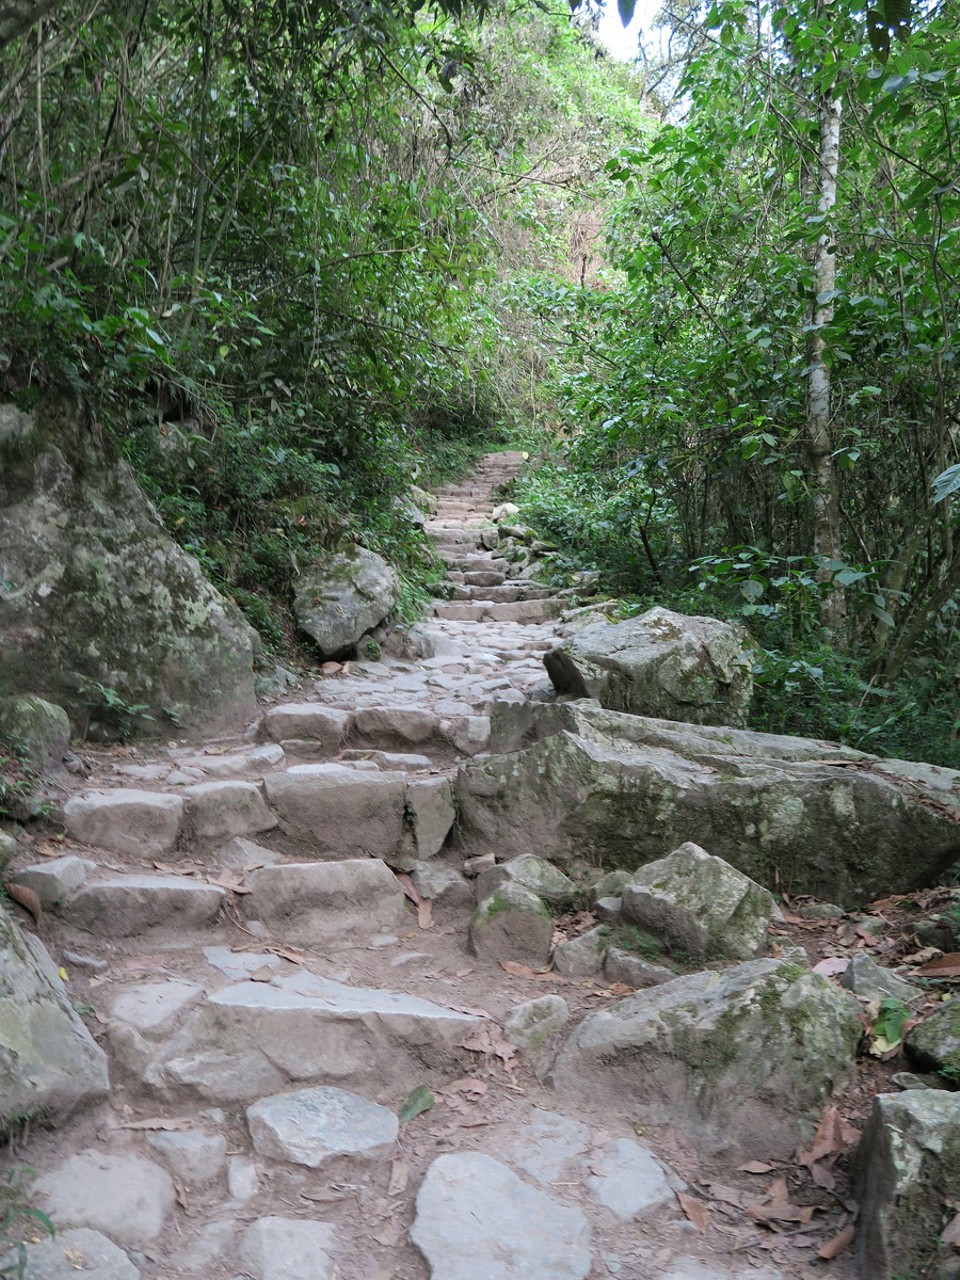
(0, 401, 257, 737)
(548, 958, 861, 1160)
(293, 547, 399, 659)
(544, 607, 753, 727)
(0, 904, 110, 1128)
(0, 695, 70, 770)
(855, 1090, 960, 1280)
(457, 700, 960, 906)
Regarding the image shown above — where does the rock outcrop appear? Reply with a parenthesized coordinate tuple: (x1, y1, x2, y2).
(544, 606, 753, 726)
(0, 401, 257, 736)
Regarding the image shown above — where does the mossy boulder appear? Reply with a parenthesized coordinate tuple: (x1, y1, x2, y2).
(548, 958, 861, 1160)
(468, 882, 553, 967)
(0, 400, 257, 738)
(905, 998, 960, 1080)
(293, 547, 399, 660)
(458, 700, 960, 906)
(475, 854, 577, 907)
(544, 606, 753, 727)
(0, 695, 70, 769)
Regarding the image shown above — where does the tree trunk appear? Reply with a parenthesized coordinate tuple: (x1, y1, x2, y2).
(0, 0, 60, 46)
(805, 90, 845, 637)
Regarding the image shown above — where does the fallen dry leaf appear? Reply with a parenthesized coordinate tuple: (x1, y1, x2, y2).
(263, 944, 305, 965)
(4, 881, 41, 925)
(459, 1023, 517, 1065)
(817, 1223, 856, 1259)
(387, 1161, 409, 1196)
(676, 1191, 710, 1234)
(738, 1161, 775, 1174)
(417, 899, 433, 930)
(249, 965, 275, 982)
(395, 872, 420, 905)
(812, 956, 849, 977)
(299, 1186, 354, 1204)
(913, 952, 960, 978)
(499, 960, 571, 983)
(206, 870, 252, 894)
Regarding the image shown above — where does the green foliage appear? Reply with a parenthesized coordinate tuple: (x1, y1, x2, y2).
(0, 1167, 54, 1279)
(398, 1084, 435, 1122)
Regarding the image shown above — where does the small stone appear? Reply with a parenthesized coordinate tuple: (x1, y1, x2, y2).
(10, 856, 95, 906)
(108, 981, 205, 1074)
(35, 1151, 174, 1246)
(410, 861, 472, 906)
(468, 882, 553, 966)
(228, 1156, 260, 1200)
(797, 902, 845, 919)
(145, 1129, 227, 1187)
(262, 704, 351, 751)
(183, 780, 277, 839)
(554, 927, 607, 978)
(841, 951, 923, 1004)
(215, 836, 285, 869)
(243, 859, 408, 947)
(586, 1138, 680, 1221)
(462, 853, 496, 878)
(240, 1217, 338, 1280)
(503, 995, 570, 1051)
(353, 705, 439, 746)
(499, 1108, 589, 1184)
(406, 777, 456, 858)
(247, 1086, 398, 1169)
(603, 946, 677, 989)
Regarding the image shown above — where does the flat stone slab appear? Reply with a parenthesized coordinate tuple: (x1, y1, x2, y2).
(262, 704, 352, 751)
(69, 875, 225, 935)
(63, 789, 183, 856)
(240, 1217, 338, 1280)
(150, 971, 481, 1102)
(3, 1228, 140, 1280)
(183, 780, 277, 839)
(35, 1150, 175, 1247)
(247, 1085, 398, 1168)
(144, 1127, 227, 1186)
(264, 765, 405, 856)
(244, 858, 408, 946)
(498, 1107, 589, 1184)
(8, 855, 94, 906)
(410, 1151, 592, 1280)
(107, 980, 206, 1074)
(353, 705, 440, 745)
(586, 1137, 680, 1220)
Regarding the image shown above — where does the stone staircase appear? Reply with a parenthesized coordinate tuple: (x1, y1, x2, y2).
(1, 452, 814, 1280)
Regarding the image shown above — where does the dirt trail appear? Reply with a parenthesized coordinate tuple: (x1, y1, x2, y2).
(3, 452, 849, 1280)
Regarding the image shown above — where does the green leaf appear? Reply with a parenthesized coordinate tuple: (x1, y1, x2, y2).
(740, 578, 765, 601)
(871, 997, 911, 1054)
(881, 0, 911, 40)
(867, 10, 890, 62)
(399, 1085, 434, 1123)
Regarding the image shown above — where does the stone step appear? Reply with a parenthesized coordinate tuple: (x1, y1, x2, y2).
(447, 583, 551, 603)
(241, 858, 408, 946)
(432, 599, 560, 624)
(461, 570, 506, 588)
(68, 875, 227, 936)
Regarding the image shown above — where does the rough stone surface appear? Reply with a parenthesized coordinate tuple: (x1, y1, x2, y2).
(0, 401, 257, 735)
(243, 859, 408, 947)
(147, 971, 481, 1102)
(63, 789, 183, 857)
(240, 1217, 338, 1280)
(35, 1150, 175, 1246)
(144, 1127, 227, 1186)
(603, 946, 676, 989)
(503, 996, 570, 1051)
(410, 1151, 592, 1280)
(0, 908, 109, 1127)
(264, 764, 405, 857)
(498, 1108, 589, 1185)
(261, 703, 352, 751)
(475, 854, 576, 907)
(841, 951, 924, 1004)
(906, 998, 960, 1078)
(549, 958, 862, 1160)
(247, 1085, 398, 1168)
(2, 1228, 140, 1280)
(544, 606, 753, 727)
(69, 875, 225, 936)
(553, 927, 607, 977)
(460, 699, 960, 905)
(183, 780, 277, 839)
(107, 980, 205, 1074)
(586, 1137, 680, 1221)
(406, 777, 456, 858)
(621, 842, 779, 961)
(0, 694, 70, 769)
(9, 855, 94, 906)
(855, 1090, 960, 1280)
(468, 882, 553, 966)
(354, 705, 439, 746)
(294, 547, 399, 659)
(409, 860, 472, 905)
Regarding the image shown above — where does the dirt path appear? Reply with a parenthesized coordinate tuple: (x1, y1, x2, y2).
(3, 453, 848, 1280)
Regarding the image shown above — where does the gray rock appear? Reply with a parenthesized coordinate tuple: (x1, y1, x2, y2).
(503, 996, 570, 1051)
(592, 869, 632, 901)
(215, 835, 285, 869)
(553, 927, 607, 977)
(35, 1150, 174, 1246)
(228, 1156, 260, 1200)
(906, 998, 960, 1079)
(544, 606, 753, 726)
(167, 1220, 236, 1275)
(594, 896, 622, 922)
(354, 705, 439, 746)
(409, 860, 472, 906)
(0, 401, 256, 735)
(261, 704, 351, 752)
(146, 971, 481, 1102)
(69, 875, 225, 936)
(841, 951, 924, 1004)
(603, 946, 676, 989)
(0, 829, 17, 869)
(247, 1086, 397, 1169)
(108, 980, 206, 1074)
(468, 882, 553, 966)
(410, 1151, 592, 1280)
(855, 1090, 960, 1280)
(549, 957, 861, 1161)
(442, 715, 490, 756)
(144, 1128, 227, 1187)
(0, 695, 70, 770)
(622, 842, 779, 961)
(240, 1217, 338, 1280)
(183, 780, 277, 839)
(475, 854, 577, 907)
(2, 1227, 140, 1280)
(586, 1137, 681, 1220)
(63, 789, 183, 857)
(498, 1107, 589, 1183)
(459, 700, 960, 905)
(243, 859, 408, 947)
(264, 764, 405, 857)
(294, 547, 399, 659)
(406, 777, 456, 858)
(0, 908, 109, 1128)
(9, 855, 95, 906)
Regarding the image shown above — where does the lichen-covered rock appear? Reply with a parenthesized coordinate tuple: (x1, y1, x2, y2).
(503, 995, 570, 1051)
(841, 952, 923, 1005)
(0, 400, 257, 737)
(293, 547, 399, 659)
(468, 882, 553, 966)
(544, 606, 753, 727)
(905, 998, 960, 1079)
(0, 695, 70, 769)
(458, 700, 960, 906)
(548, 958, 861, 1160)
(621, 842, 779, 961)
(855, 1090, 960, 1280)
(553, 927, 607, 977)
(0, 905, 109, 1128)
(475, 854, 577, 907)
